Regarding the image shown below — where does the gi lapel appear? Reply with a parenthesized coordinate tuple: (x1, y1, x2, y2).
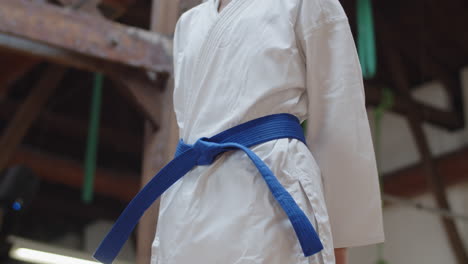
(194, 0, 249, 73)
(185, 0, 250, 124)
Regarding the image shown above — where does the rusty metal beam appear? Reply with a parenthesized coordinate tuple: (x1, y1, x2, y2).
(8, 147, 140, 202)
(0, 65, 66, 172)
(0, 0, 172, 73)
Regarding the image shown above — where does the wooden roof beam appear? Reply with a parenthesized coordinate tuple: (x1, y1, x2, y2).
(30, 180, 127, 223)
(0, 0, 172, 73)
(0, 34, 161, 127)
(0, 51, 40, 98)
(0, 0, 136, 100)
(0, 0, 165, 127)
(382, 41, 468, 263)
(369, 8, 465, 132)
(0, 65, 66, 172)
(0, 99, 142, 155)
(383, 145, 468, 198)
(8, 147, 140, 202)
(365, 84, 464, 131)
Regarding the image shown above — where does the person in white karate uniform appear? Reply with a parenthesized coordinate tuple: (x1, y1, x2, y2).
(151, 0, 385, 263)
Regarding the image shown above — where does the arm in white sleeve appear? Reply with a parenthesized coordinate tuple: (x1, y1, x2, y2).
(294, 0, 385, 248)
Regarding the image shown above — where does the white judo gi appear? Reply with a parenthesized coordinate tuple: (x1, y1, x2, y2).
(151, 0, 385, 263)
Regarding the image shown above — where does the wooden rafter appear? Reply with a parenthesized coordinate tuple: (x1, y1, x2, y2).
(55, 0, 137, 18)
(383, 145, 468, 198)
(369, 6, 465, 132)
(0, 35, 162, 126)
(111, 73, 164, 130)
(383, 43, 468, 263)
(0, 99, 142, 155)
(0, 65, 66, 172)
(390, 37, 465, 132)
(0, 0, 165, 127)
(0, 0, 172, 73)
(0, 51, 39, 96)
(406, 113, 468, 264)
(0, 34, 152, 84)
(365, 85, 464, 130)
(420, 54, 465, 127)
(0, 0, 135, 102)
(8, 147, 139, 202)
(31, 180, 127, 222)
(56, 0, 103, 15)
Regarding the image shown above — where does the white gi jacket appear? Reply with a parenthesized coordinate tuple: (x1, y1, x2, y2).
(151, 0, 385, 263)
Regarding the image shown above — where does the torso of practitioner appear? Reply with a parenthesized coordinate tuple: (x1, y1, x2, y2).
(151, 0, 385, 263)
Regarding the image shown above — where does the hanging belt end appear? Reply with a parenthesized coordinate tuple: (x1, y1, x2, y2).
(302, 240, 324, 257)
(93, 240, 118, 264)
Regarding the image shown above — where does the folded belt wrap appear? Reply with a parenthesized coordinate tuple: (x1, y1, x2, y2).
(93, 113, 323, 263)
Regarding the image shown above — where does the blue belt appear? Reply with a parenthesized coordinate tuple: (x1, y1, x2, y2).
(93, 113, 323, 263)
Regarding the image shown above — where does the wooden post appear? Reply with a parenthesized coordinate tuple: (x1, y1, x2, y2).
(150, 0, 182, 35)
(137, 81, 178, 264)
(136, 0, 181, 263)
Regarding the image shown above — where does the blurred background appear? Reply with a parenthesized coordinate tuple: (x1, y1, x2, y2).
(0, 0, 467, 264)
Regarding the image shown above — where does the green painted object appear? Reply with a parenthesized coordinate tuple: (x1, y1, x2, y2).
(82, 73, 103, 203)
(357, 0, 377, 79)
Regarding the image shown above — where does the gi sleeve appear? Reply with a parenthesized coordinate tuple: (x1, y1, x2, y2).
(294, 0, 385, 248)
(172, 13, 186, 136)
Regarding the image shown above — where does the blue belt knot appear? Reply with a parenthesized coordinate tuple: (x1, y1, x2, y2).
(93, 113, 323, 264)
(190, 137, 227, 165)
